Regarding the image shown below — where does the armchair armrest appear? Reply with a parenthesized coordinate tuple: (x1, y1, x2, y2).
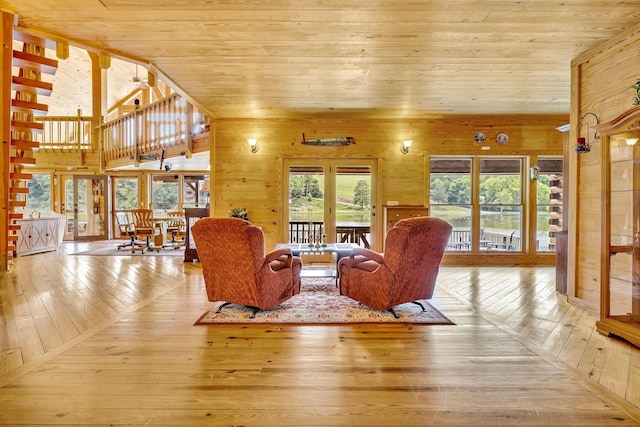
(266, 247, 293, 268)
(350, 247, 384, 264)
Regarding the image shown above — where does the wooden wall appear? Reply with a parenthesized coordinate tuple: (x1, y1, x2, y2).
(211, 116, 565, 254)
(570, 24, 640, 311)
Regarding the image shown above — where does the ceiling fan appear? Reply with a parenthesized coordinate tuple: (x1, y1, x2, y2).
(132, 64, 150, 88)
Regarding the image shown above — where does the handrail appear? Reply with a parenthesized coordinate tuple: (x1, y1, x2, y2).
(31, 93, 202, 168)
(34, 109, 93, 150)
(100, 92, 193, 164)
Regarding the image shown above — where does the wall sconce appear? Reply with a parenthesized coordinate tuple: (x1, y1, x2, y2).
(575, 112, 600, 154)
(247, 138, 259, 153)
(401, 140, 412, 154)
(626, 138, 639, 146)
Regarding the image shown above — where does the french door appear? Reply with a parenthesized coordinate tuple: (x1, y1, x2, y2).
(62, 175, 109, 241)
(283, 158, 378, 250)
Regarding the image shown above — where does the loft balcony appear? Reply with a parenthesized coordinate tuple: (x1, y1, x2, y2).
(34, 92, 210, 170)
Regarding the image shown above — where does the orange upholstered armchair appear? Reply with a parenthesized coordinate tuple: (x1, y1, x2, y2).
(338, 217, 452, 317)
(191, 217, 302, 317)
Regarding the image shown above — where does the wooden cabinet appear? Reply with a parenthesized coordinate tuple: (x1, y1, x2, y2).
(596, 107, 640, 347)
(383, 205, 429, 235)
(184, 207, 209, 262)
(16, 218, 60, 256)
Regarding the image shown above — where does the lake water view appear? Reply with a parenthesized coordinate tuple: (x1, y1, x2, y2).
(291, 206, 555, 251)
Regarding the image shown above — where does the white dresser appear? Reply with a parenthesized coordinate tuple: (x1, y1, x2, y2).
(16, 218, 62, 256)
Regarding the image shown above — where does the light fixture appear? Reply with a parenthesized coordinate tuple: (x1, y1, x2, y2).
(401, 140, 412, 154)
(575, 112, 600, 154)
(626, 138, 639, 146)
(247, 138, 259, 153)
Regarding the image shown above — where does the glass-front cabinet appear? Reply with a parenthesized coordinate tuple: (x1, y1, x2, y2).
(597, 107, 640, 347)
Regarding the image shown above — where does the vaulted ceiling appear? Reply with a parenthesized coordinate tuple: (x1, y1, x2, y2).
(5, 0, 640, 119)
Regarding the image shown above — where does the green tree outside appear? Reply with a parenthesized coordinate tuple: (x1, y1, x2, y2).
(352, 179, 370, 209)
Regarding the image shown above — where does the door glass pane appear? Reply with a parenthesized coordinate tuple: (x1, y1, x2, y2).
(288, 165, 325, 243)
(335, 165, 371, 248)
(73, 177, 106, 239)
(64, 179, 75, 239)
(76, 179, 89, 236)
(479, 158, 522, 252)
(536, 158, 563, 252)
(430, 158, 472, 251)
(151, 174, 179, 216)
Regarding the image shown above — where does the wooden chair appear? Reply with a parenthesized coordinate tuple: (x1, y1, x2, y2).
(163, 211, 186, 249)
(115, 211, 135, 250)
(131, 209, 161, 253)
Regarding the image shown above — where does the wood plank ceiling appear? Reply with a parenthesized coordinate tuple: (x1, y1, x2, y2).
(4, 0, 640, 119)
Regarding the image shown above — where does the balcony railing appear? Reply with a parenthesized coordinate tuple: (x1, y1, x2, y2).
(288, 221, 371, 248)
(100, 93, 193, 164)
(34, 109, 93, 150)
(447, 229, 521, 251)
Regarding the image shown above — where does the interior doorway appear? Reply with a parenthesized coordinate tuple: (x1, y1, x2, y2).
(283, 158, 378, 250)
(62, 175, 109, 241)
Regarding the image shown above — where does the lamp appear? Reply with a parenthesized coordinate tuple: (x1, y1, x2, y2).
(626, 138, 639, 146)
(248, 138, 259, 153)
(575, 112, 600, 154)
(401, 140, 412, 154)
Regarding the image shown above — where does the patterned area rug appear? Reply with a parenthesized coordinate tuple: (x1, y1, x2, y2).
(194, 278, 454, 325)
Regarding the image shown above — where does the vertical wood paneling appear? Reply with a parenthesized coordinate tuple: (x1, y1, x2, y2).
(571, 24, 640, 312)
(212, 117, 564, 249)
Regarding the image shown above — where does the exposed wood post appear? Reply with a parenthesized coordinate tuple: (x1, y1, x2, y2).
(0, 12, 13, 270)
(88, 51, 107, 168)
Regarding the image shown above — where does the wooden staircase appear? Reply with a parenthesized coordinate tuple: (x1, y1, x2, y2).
(7, 30, 58, 260)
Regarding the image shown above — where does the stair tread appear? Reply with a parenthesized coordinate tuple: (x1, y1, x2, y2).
(11, 76, 53, 96)
(13, 50, 58, 74)
(10, 120, 44, 134)
(10, 157, 37, 165)
(13, 31, 56, 50)
(9, 187, 30, 194)
(11, 99, 49, 115)
(11, 140, 40, 150)
(10, 173, 33, 180)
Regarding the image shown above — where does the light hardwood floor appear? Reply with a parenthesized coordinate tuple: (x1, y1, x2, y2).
(0, 241, 639, 425)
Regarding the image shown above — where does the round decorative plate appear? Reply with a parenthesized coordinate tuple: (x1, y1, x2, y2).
(496, 132, 508, 144)
(474, 132, 486, 143)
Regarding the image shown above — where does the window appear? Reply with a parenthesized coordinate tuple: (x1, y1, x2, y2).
(183, 175, 209, 209)
(430, 156, 524, 253)
(26, 173, 52, 212)
(429, 158, 472, 251)
(151, 174, 179, 216)
(113, 177, 138, 210)
(150, 174, 209, 216)
(479, 158, 522, 252)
